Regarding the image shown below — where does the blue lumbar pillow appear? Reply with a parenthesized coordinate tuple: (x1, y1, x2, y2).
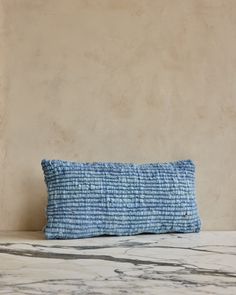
(41, 159, 201, 239)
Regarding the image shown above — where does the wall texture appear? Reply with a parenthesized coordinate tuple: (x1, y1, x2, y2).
(0, 0, 236, 230)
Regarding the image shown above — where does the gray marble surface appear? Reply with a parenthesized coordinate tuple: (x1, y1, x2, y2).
(0, 231, 235, 294)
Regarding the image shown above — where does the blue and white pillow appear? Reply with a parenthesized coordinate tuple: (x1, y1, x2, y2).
(41, 159, 201, 239)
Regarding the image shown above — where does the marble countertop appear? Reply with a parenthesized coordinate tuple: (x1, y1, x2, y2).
(0, 231, 235, 294)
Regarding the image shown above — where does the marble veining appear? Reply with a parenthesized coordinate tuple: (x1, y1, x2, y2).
(0, 231, 235, 294)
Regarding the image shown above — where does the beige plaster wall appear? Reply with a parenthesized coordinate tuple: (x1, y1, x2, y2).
(0, 0, 236, 230)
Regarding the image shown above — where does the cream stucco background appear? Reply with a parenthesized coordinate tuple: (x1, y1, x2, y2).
(0, 0, 236, 230)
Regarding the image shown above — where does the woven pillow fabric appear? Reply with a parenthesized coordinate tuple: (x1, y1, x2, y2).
(41, 159, 201, 239)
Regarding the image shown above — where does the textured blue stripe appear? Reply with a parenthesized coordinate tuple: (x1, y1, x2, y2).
(41, 159, 201, 239)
